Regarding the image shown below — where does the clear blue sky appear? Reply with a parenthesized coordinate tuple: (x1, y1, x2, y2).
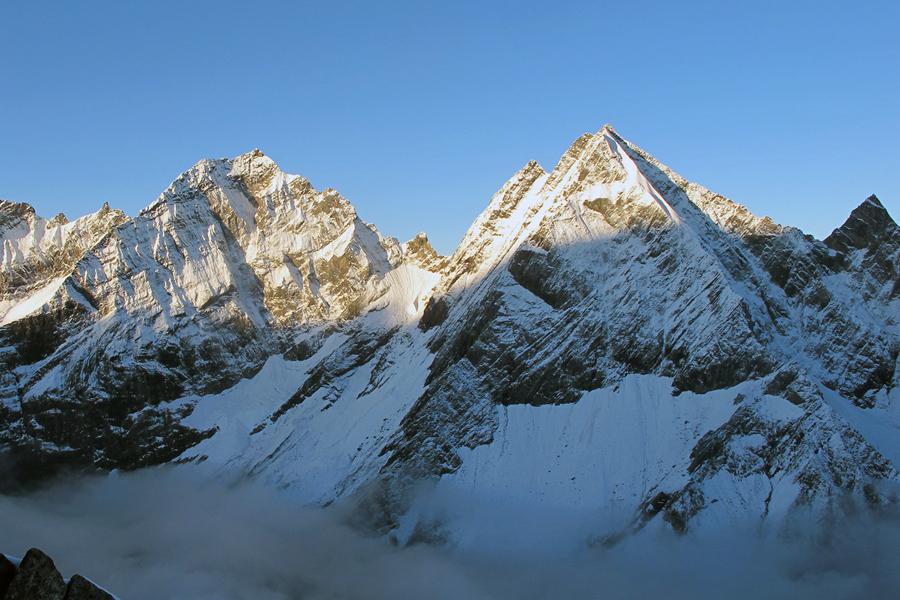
(2, 1, 898, 255)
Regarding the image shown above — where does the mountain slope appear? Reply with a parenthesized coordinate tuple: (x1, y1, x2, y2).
(369, 126, 900, 538)
(2, 129, 899, 544)
(0, 151, 444, 476)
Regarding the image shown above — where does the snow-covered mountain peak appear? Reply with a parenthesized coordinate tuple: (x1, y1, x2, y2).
(3, 130, 900, 547)
(542, 130, 628, 193)
(229, 149, 295, 197)
(587, 129, 786, 239)
(598, 123, 619, 136)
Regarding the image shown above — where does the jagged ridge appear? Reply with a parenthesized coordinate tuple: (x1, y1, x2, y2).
(2, 129, 899, 544)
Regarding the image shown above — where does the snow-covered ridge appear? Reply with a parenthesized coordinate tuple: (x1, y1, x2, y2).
(0, 200, 128, 323)
(2, 150, 446, 328)
(2, 130, 900, 545)
(0, 148, 449, 474)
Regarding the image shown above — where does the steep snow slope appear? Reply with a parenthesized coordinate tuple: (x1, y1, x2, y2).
(379, 126, 900, 537)
(2, 128, 899, 544)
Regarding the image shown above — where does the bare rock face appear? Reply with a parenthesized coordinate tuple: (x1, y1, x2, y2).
(0, 554, 16, 598)
(63, 574, 116, 600)
(403, 233, 448, 272)
(0, 550, 117, 600)
(4, 548, 66, 600)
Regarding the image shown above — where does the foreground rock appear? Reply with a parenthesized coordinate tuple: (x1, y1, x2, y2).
(1, 549, 115, 600)
(4, 548, 66, 600)
(0, 555, 15, 599)
(63, 575, 115, 600)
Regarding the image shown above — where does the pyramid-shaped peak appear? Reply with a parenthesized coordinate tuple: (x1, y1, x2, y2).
(862, 194, 884, 208)
(598, 123, 621, 138)
(825, 194, 897, 252)
(844, 194, 892, 226)
(559, 125, 628, 162)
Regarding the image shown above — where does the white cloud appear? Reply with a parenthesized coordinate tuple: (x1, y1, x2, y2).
(1, 466, 898, 600)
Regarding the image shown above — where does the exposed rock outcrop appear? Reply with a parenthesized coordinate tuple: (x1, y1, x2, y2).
(4, 548, 67, 600)
(1, 549, 115, 600)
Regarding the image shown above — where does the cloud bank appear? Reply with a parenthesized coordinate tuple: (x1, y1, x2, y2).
(1, 467, 899, 600)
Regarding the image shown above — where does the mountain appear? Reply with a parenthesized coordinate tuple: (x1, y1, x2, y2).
(2, 127, 899, 544)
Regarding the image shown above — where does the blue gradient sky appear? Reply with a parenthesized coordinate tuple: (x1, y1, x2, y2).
(2, 1, 897, 254)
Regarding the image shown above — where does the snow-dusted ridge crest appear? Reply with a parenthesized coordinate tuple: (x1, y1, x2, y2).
(2, 128, 900, 544)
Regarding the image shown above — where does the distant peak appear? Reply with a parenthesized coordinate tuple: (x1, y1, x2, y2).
(521, 159, 546, 175)
(0, 199, 36, 218)
(404, 231, 448, 271)
(824, 194, 897, 252)
(598, 124, 620, 137)
(48, 212, 69, 227)
(405, 232, 433, 249)
(863, 194, 883, 208)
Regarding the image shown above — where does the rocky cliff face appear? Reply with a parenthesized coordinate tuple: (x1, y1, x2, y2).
(2, 128, 899, 543)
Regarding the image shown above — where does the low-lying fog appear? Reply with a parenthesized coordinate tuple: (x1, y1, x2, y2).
(1, 466, 898, 600)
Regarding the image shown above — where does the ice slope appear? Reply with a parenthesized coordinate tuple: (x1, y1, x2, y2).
(181, 332, 433, 504)
(442, 376, 742, 511)
(405, 375, 747, 545)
